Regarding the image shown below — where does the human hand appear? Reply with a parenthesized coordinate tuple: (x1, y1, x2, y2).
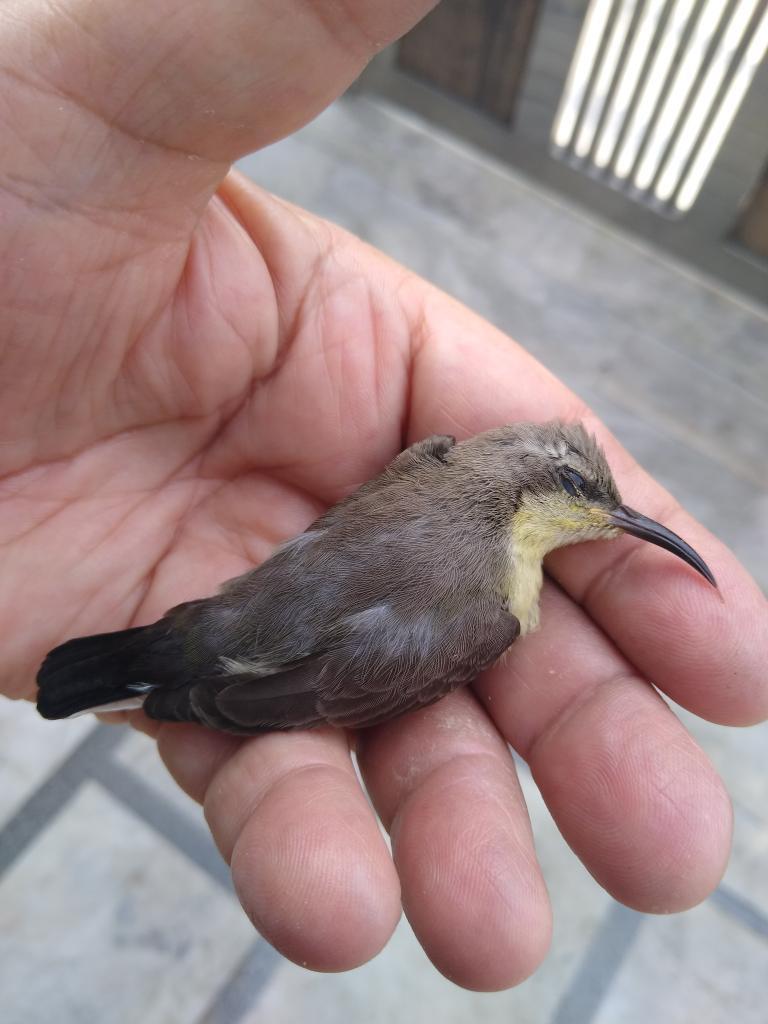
(2, 0, 766, 991)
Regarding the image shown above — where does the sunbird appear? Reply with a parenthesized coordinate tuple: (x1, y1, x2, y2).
(37, 422, 715, 733)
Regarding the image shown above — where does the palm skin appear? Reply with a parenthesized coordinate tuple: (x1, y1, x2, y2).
(1, 0, 766, 992)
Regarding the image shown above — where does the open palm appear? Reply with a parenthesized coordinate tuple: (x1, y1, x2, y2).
(2, 0, 766, 991)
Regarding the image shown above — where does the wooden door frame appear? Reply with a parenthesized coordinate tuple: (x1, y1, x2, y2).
(355, 0, 768, 308)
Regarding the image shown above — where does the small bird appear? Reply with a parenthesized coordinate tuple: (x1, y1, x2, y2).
(36, 422, 715, 734)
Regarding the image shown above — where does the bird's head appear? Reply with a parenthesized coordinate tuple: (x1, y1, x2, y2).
(473, 421, 715, 585)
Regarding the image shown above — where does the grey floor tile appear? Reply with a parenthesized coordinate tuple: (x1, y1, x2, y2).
(0, 783, 255, 1024)
(592, 901, 768, 1024)
(725, 784, 768, 907)
(198, 941, 284, 1024)
(0, 698, 95, 829)
(114, 729, 206, 828)
(247, 919, 523, 1024)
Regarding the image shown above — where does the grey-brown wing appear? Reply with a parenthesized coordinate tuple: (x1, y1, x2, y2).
(317, 598, 519, 728)
(179, 599, 519, 734)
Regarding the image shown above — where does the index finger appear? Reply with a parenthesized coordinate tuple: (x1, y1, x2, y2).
(153, 721, 402, 971)
(406, 287, 768, 726)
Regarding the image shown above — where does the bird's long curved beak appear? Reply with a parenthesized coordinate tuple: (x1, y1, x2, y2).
(608, 505, 717, 587)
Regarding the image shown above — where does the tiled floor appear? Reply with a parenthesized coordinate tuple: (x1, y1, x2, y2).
(1, 93, 767, 1022)
(1, 783, 254, 1024)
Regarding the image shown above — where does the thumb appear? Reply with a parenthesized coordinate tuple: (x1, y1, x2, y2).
(3, 1, 436, 199)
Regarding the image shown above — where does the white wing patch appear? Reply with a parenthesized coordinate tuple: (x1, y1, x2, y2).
(219, 655, 282, 675)
(68, 696, 147, 717)
(343, 604, 437, 661)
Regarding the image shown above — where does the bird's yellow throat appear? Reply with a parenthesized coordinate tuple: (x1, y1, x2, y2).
(504, 493, 617, 634)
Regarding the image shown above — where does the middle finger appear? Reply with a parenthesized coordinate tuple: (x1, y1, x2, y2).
(358, 689, 552, 991)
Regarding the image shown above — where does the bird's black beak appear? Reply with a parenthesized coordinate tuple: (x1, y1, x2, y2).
(608, 505, 717, 587)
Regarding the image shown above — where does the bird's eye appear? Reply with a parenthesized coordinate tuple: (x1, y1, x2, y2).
(560, 468, 585, 497)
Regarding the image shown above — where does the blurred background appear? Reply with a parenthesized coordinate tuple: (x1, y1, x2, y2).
(2, 2, 767, 1021)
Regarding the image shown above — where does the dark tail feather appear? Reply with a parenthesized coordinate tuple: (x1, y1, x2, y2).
(36, 623, 177, 719)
